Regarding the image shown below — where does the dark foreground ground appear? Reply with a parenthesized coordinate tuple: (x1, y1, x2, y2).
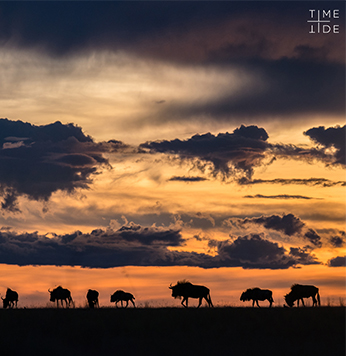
(0, 307, 344, 356)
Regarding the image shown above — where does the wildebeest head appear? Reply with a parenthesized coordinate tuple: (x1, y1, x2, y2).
(284, 293, 295, 307)
(48, 286, 69, 302)
(240, 289, 252, 302)
(1, 297, 9, 308)
(169, 280, 191, 299)
(48, 287, 57, 302)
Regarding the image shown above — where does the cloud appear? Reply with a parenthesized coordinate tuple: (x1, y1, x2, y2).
(304, 125, 346, 166)
(0, 224, 184, 268)
(0, 227, 321, 270)
(168, 176, 208, 183)
(329, 231, 345, 248)
(140, 124, 345, 182)
(304, 229, 322, 248)
(265, 125, 346, 168)
(240, 213, 322, 247)
(327, 256, 346, 267)
(238, 177, 346, 187)
(1, 2, 343, 64)
(0, 3, 344, 132)
(0, 119, 127, 211)
(140, 125, 270, 179)
(213, 234, 320, 269)
(289, 247, 320, 265)
(242, 214, 305, 236)
(243, 194, 318, 200)
(172, 59, 345, 120)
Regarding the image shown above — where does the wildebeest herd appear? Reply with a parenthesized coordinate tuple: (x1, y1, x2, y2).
(0, 282, 321, 309)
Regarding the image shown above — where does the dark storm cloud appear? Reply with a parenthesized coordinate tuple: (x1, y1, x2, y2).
(168, 176, 208, 183)
(0, 2, 300, 58)
(0, 119, 127, 211)
(238, 177, 346, 187)
(1, 2, 343, 123)
(0, 228, 320, 269)
(327, 231, 345, 248)
(141, 125, 269, 179)
(304, 125, 346, 166)
(0, 2, 343, 62)
(0, 225, 185, 268)
(304, 229, 322, 248)
(289, 247, 320, 265)
(267, 125, 346, 167)
(212, 234, 320, 269)
(327, 256, 346, 267)
(242, 214, 305, 236)
(172, 59, 345, 119)
(141, 123, 345, 181)
(241, 213, 322, 247)
(330, 236, 345, 248)
(243, 194, 317, 200)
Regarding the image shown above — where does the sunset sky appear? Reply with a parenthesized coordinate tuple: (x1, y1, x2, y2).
(0, 1, 345, 308)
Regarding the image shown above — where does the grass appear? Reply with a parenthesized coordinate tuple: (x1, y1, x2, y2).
(0, 307, 344, 356)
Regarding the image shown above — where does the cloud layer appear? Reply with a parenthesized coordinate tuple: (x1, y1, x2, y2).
(0, 225, 321, 270)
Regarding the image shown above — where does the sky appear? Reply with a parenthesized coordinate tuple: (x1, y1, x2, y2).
(0, 1, 345, 307)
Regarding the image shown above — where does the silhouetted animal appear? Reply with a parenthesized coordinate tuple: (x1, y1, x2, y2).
(48, 286, 74, 308)
(285, 284, 320, 307)
(2, 288, 18, 309)
(86, 289, 99, 308)
(110, 290, 135, 308)
(169, 280, 213, 308)
(240, 288, 274, 307)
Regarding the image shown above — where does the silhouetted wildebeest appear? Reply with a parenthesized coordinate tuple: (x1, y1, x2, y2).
(240, 288, 274, 307)
(110, 290, 136, 308)
(169, 280, 213, 308)
(285, 284, 320, 307)
(48, 286, 74, 308)
(2, 288, 18, 309)
(86, 289, 99, 308)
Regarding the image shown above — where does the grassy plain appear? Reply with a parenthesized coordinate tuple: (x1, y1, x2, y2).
(0, 307, 344, 356)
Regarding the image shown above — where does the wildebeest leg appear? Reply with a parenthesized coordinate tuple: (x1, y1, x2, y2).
(121, 300, 124, 308)
(301, 298, 305, 307)
(205, 295, 213, 307)
(124, 300, 129, 308)
(256, 300, 260, 308)
(252, 300, 255, 307)
(197, 297, 203, 308)
(208, 295, 213, 307)
(268, 298, 272, 308)
(312, 296, 317, 306)
(131, 299, 136, 308)
(115, 301, 119, 308)
(181, 297, 188, 308)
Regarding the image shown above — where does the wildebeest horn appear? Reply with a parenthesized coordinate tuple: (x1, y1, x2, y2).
(1, 296, 4, 300)
(48, 288, 51, 292)
(169, 283, 173, 289)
